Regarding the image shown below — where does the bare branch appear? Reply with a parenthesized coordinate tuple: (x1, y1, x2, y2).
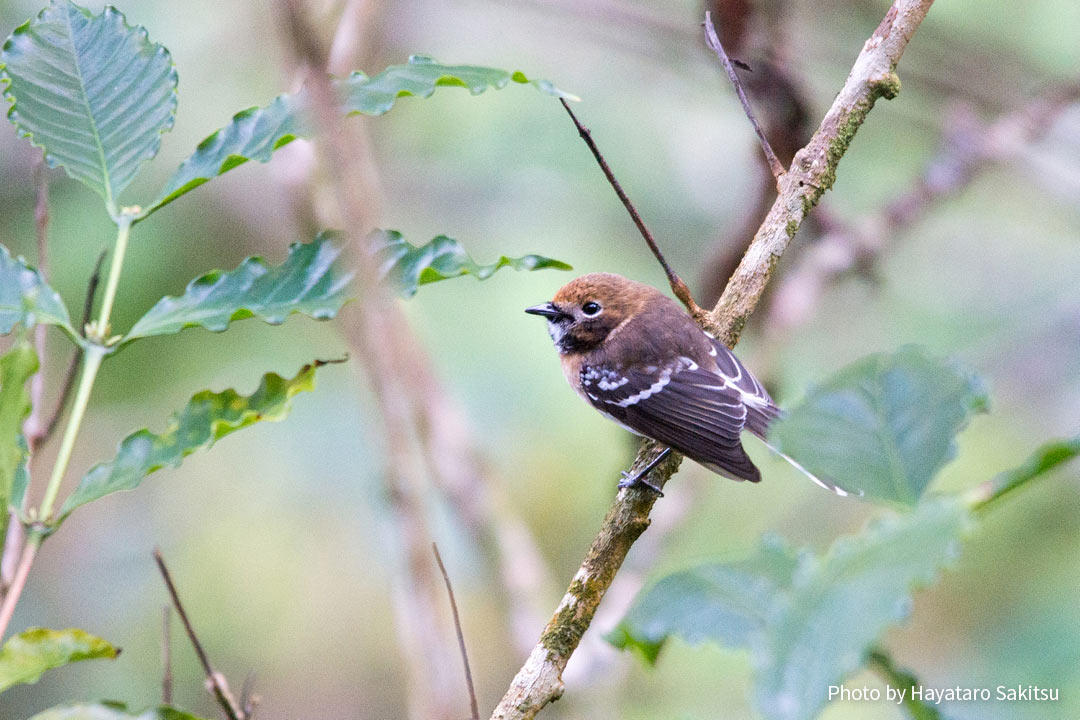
(767, 83, 1080, 335)
(276, 3, 460, 717)
(161, 606, 173, 705)
(705, 1, 929, 345)
(433, 543, 480, 720)
(153, 549, 244, 720)
(491, 2, 935, 717)
(2, 160, 52, 593)
(559, 98, 703, 316)
(240, 672, 260, 719)
(402, 337, 553, 654)
(0, 535, 39, 635)
(697, 0, 816, 309)
(704, 11, 786, 183)
(22, 157, 51, 445)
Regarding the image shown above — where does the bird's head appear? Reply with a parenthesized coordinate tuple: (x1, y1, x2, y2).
(525, 272, 658, 354)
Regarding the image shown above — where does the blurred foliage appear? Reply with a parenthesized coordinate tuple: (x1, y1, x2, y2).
(0, 338, 35, 537)
(973, 434, 1080, 511)
(0, 628, 117, 693)
(769, 346, 989, 505)
(29, 705, 210, 720)
(149, 54, 574, 215)
(57, 361, 332, 523)
(0, 0, 1077, 718)
(611, 499, 969, 720)
(865, 650, 944, 720)
(0, 245, 76, 340)
(371, 229, 572, 297)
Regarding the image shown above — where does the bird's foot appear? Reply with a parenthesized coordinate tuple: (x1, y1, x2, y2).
(618, 470, 664, 496)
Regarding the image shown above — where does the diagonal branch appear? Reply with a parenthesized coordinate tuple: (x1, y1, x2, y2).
(559, 98, 703, 316)
(490, 2, 935, 718)
(703, 10, 786, 184)
(22, 157, 51, 447)
(433, 543, 480, 720)
(276, 3, 462, 717)
(154, 549, 245, 720)
(161, 606, 173, 705)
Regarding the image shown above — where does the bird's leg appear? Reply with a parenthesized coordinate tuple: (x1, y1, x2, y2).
(618, 447, 672, 495)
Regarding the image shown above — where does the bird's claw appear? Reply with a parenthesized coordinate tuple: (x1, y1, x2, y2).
(618, 470, 664, 496)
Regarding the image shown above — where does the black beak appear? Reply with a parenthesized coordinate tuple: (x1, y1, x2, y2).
(524, 302, 563, 319)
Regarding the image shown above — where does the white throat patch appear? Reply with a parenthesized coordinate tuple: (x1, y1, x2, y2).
(548, 319, 570, 353)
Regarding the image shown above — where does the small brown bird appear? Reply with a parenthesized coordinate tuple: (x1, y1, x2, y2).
(526, 272, 846, 495)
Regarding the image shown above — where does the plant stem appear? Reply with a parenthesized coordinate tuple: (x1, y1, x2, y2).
(0, 215, 132, 639)
(0, 534, 39, 638)
(95, 215, 131, 335)
(36, 346, 105, 520)
(37, 215, 129, 520)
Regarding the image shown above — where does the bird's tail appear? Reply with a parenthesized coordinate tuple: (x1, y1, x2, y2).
(748, 406, 859, 498)
(757, 437, 857, 497)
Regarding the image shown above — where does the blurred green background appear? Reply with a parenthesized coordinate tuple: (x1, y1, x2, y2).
(0, 0, 1077, 718)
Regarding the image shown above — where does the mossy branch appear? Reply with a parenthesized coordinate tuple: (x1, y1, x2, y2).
(489, 2, 936, 718)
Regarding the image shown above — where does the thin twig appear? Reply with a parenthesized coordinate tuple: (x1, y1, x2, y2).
(491, 2, 935, 717)
(559, 98, 703, 316)
(0, 534, 39, 636)
(36, 249, 107, 449)
(698, 0, 815, 309)
(704, 11, 786, 183)
(240, 672, 259, 719)
(1, 160, 52, 592)
(399, 326, 553, 654)
(162, 606, 173, 705)
(432, 543, 480, 720)
(153, 549, 244, 720)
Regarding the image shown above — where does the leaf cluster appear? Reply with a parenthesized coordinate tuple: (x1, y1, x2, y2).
(611, 347, 1078, 720)
(0, 0, 572, 710)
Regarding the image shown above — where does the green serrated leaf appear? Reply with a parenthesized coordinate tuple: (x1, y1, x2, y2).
(29, 704, 210, 720)
(0, 627, 118, 693)
(0, 244, 77, 341)
(0, 339, 38, 544)
(56, 360, 332, 523)
(769, 346, 988, 506)
(607, 537, 800, 665)
(372, 229, 571, 297)
(757, 499, 968, 720)
(143, 56, 573, 216)
(10, 436, 31, 516)
(125, 234, 353, 342)
(974, 434, 1080, 510)
(339, 54, 576, 115)
(612, 499, 969, 720)
(0, 0, 177, 212)
(867, 649, 945, 720)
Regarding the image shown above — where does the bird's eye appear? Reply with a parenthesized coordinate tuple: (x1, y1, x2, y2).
(582, 301, 602, 316)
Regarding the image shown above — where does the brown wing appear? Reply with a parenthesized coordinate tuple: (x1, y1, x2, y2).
(580, 357, 762, 482)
